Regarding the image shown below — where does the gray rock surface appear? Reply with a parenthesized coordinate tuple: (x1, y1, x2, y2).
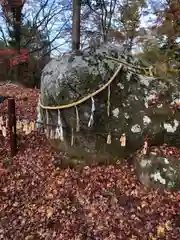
(38, 43, 180, 159)
(135, 155, 180, 191)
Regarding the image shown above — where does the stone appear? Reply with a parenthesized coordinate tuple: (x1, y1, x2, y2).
(38, 43, 180, 160)
(135, 155, 180, 191)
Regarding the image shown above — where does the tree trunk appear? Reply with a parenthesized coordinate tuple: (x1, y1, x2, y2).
(72, 0, 81, 52)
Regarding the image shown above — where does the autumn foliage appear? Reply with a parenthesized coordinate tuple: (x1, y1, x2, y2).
(0, 48, 29, 66)
(0, 84, 180, 239)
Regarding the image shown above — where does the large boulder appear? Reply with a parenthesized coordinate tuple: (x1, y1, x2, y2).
(37, 43, 180, 160)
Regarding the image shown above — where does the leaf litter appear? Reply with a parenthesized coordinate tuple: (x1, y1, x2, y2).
(0, 84, 180, 239)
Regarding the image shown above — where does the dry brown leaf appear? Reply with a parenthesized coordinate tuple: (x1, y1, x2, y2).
(46, 207, 53, 218)
(157, 225, 165, 236)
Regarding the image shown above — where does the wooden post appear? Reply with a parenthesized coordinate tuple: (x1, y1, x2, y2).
(72, 0, 81, 52)
(8, 98, 17, 157)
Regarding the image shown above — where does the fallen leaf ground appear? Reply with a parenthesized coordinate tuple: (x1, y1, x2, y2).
(0, 84, 180, 240)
